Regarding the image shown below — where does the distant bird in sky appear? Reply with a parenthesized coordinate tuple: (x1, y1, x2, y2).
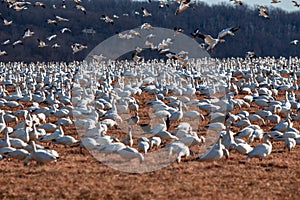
(51, 43, 61, 48)
(292, 1, 300, 7)
(218, 26, 240, 38)
(290, 40, 300, 45)
(175, 0, 194, 15)
(71, 43, 87, 54)
(174, 27, 184, 35)
(76, 5, 86, 14)
(230, 0, 243, 5)
(193, 26, 238, 51)
(47, 19, 58, 25)
(0, 15, 13, 26)
(159, 1, 169, 8)
(47, 34, 57, 41)
(141, 7, 152, 17)
(258, 5, 270, 19)
(12, 40, 23, 48)
(0, 50, 8, 56)
(246, 51, 256, 58)
(55, 15, 69, 22)
(100, 15, 114, 24)
(60, 27, 71, 33)
(271, 0, 281, 3)
(34, 2, 46, 8)
(37, 39, 48, 48)
(141, 23, 153, 30)
(23, 28, 34, 38)
(1, 39, 10, 45)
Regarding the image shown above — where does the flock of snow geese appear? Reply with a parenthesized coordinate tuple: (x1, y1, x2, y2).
(0, 55, 299, 166)
(1, 0, 300, 58)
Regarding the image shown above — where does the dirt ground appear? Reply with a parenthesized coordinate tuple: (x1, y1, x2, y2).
(0, 90, 300, 200)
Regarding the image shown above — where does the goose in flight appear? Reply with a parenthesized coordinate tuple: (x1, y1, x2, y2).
(141, 7, 152, 17)
(290, 40, 300, 45)
(12, 40, 23, 48)
(0, 16, 12, 26)
(2, 39, 10, 45)
(141, 23, 153, 30)
(175, 0, 194, 15)
(47, 19, 57, 25)
(23, 28, 34, 38)
(195, 32, 226, 51)
(37, 39, 47, 48)
(217, 26, 240, 38)
(292, 1, 300, 7)
(71, 43, 87, 54)
(258, 5, 270, 19)
(0, 50, 7, 56)
(60, 27, 71, 33)
(46, 34, 57, 41)
(100, 15, 114, 24)
(230, 0, 243, 5)
(51, 43, 61, 48)
(55, 15, 69, 22)
(34, 2, 46, 8)
(271, 0, 281, 3)
(76, 4, 86, 14)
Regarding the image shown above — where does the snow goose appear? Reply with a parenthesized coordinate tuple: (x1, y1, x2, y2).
(284, 138, 296, 151)
(247, 134, 272, 159)
(122, 128, 133, 147)
(168, 141, 190, 163)
(0, 132, 10, 148)
(96, 142, 126, 154)
(141, 7, 152, 17)
(149, 136, 161, 149)
(53, 136, 79, 147)
(198, 135, 228, 162)
(137, 137, 150, 154)
(38, 124, 64, 143)
(5, 149, 29, 160)
(24, 141, 59, 165)
(0, 110, 7, 134)
(175, 0, 194, 15)
(292, 1, 300, 7)
(117, 146, 144, 163)
(23, 28, 34, 39)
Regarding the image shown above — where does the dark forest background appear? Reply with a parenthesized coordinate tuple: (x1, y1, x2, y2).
(0, 0, 300, 62)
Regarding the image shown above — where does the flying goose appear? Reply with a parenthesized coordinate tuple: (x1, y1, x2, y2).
(195, 32, 226, 51)
(71, 43, 87, 54)
(217, 26, 240, 38)
(2, 39, 10, 45)
(292, 1, 300, 7)
(230, 0, 243, 5)
(175, 0, 194, 16)
(47, 19, 57, 25)
(34, 2, 46, 8)
(141, 7, 152, 17)
(12, 40, 23, 48)
(271, 0, 281, 3)
(37, 39, 47, 48)
(76, 4, 86, 14)
(0, 50, 7, 56)
(23, 28, 34, 38)
(0, 15, 13, 26)
(100, 15, 114, 24)
(258, 5, 270, 19)
(60, 27, 71, 33)
(46, 34, 57, 41)
(55, 15, 69, 22)
(290, 40, 299, 45)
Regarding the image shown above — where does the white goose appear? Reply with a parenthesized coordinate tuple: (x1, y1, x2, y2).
(198, 135, 229, 162)
(168, 141, 190, 163)
(24, 141, 59, 165)
(247, 134, 272, 159)
(117, 146, 144, 163)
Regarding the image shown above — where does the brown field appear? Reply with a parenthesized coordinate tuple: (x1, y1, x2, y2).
(0, 87, 300, 200)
